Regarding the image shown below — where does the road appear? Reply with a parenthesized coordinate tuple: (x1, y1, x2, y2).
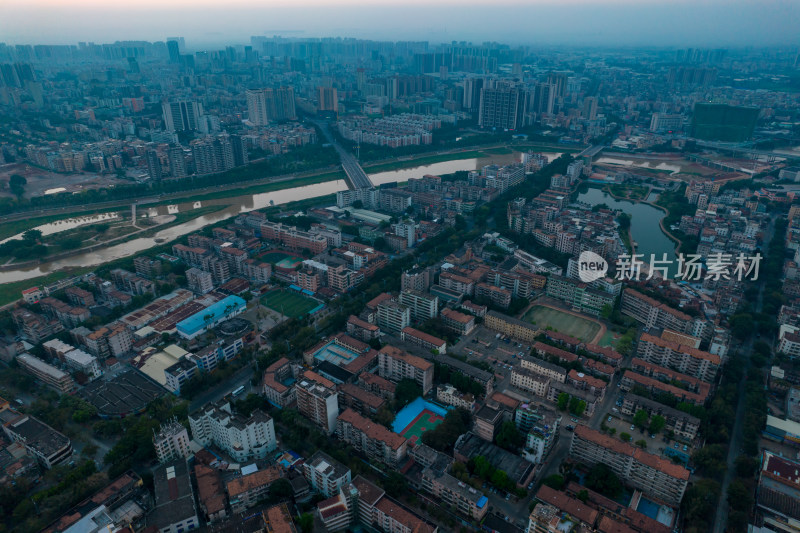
(311, 119, 373, 189)
(712, 216, 774, 533)
(189, 361, 257, 412)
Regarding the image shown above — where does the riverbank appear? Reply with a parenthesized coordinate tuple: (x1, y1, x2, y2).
(0, 193, 336, 308)
(0, 204, 229, 271)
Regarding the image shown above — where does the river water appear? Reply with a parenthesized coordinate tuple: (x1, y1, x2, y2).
(576, 187, 678, 274)
(0, 151, 562, 284)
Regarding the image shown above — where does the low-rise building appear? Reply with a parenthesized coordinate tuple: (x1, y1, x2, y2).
(485, 310, 539, 343)
(336, 408, 407, 468)
(436, 384, 476, 411)
(16, 353, 75, 393)
(421, 467, 488, 520)
(149, 460, 199, 533)
(401, 327, 447, 354)
(226, 466, 283, 513)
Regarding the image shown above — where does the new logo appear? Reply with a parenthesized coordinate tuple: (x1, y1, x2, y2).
(578, 251, 608, 283)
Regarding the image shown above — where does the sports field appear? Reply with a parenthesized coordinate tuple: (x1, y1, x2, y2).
(524, 305, 602, 342)
(262, 290, 319, 318)
(400, 409, 444, 445)
(260, 251, 304, 269)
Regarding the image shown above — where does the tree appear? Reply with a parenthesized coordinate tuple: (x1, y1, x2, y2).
(495, 421, 524, 452)
(635, 439, 647, 449)
(577, 489, 589, 503)
(557, 392, 569, 411)
(22, 229, 42, 242)
(734, 455, 757, 478)
(384, 472, 408, 498)
(297, 513, 314, 533)
(268, 478, 294, 500)
(542, 474, 565, 490)
(600, 303, 613, 320)
(649, 415, 666, 434)
(633, 409, 649, 429)
(692, 444, 727, 480)
(586, 463, 623, 498)
(395, 378, 422, 408)
(620, 432, 632, 442)
(9, 174, 26, 197)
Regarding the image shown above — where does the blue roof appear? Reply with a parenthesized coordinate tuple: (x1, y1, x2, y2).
(477, 496, 488, 508)
(176, 295, 246, 336)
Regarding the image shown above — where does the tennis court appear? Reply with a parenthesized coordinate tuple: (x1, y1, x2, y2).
(392, 397, 449, 445)
(523, 305, 602, 343)
(260, 251, 304, 269)
(262, 289, 319, 318)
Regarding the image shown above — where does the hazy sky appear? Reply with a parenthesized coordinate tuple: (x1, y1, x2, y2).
(2, 0, 799, 48)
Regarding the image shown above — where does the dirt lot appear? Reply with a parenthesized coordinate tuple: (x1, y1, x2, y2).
(0, 162, 129, 199)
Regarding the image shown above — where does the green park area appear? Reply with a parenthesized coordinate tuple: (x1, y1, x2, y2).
(262, 289, 320, 318)
(524, 305, 602, 342)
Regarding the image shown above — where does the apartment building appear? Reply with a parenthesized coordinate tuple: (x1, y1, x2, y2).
(401, 268, 432, 293)
(376, 299, 411, 335)
(398, 290, 439, 322)
(262, 357, 297, 408)
(421, 468, 488, 520)
(188, 401, 276, 463)
(226, 466, 283, 513)
(150, 460, 200, 533)
(295, 371, 340, 434)
(489, 269, 546, 299)
(533, 341, 578, 364)
(566, 370, 606, 400)
(569, 426, 689, 506)
(336, 408, 408, 468)
(621, 288, 710, 340)
(0, 407, 72, 469)
(16, 353, 75, 393)
(631, 358, 712, 397)
(436, 384, 476, 411)
(259, 221, 328, 255)
(484, 310, 539, 343)
(440, 308, 476, 336)
(637, 332, 720, 382)
(377, 345, 434, 395)
(153, 419, 192, 463)
(475, 283, 512, 309)
(620, 371, 708, 405)
(303, 451, 352, 498)
(401, 327, 447, 354)
(346, 315, 381, 342)
(186, 268, 214, 294)
(510, 368, 551, 397)
(620, 394, 701, 440)
(521, 355, 568, 382)
(545, 276, 615, 317)
(438, 270, 475, 296)
(338, 383, 385, 416)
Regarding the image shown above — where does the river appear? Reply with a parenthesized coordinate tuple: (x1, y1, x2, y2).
(576, 187, 678, 274)
(0, 151, 562, 284)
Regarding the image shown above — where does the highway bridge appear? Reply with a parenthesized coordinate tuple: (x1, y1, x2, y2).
(312, 119, 375, 189)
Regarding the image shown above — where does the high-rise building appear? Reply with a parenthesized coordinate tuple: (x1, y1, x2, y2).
(478, 81, 527, 130)
(246, 86, 296, 123)
(531, 83, 556, 116)
(167, 40, 180, 63)
(153, 419, 192, 463)
(295, 371, 340, 435)
(582, 96, 598, 120)
(230, 135, 248, 167)
(146, 150, 162, 180)
(246, 89, 268, 126)
(162, 100, 203, 132)
(318, 86, 338, 113)
(169, 146, 187, 178)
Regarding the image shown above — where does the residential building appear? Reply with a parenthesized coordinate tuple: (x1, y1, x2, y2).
(16, 353, 75, 393)
(484, 310, 539, 343)
(153, 419, 192, 463)
(436, 384, 476, 411)
(188, 401, 276, 463)
(511, 368, 550, 397)
(149, 460, 200, 533)
(521, 355, 568, 382)
(421, 468, 488, 520)
(336, 409, 408, 468)
(0, 407, 72, 469)
(755, 450, 800, 532)
(303, 451, 352, 498)
(295, 371, 340, 434)
(376, 299, 411, 335)
(226, 466, 283, 513)
(440, 308, 476, 336)
(569, 426, 689, 506)
(637, 332, 720, 382)
(262, 357, 297, 408)
(377, 345, 434, 395)
(398, 290, 439, 322)
(545, 276, 615, 317)
(401, 327, 447, 354)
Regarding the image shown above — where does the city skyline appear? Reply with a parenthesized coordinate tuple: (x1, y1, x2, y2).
(2, 0, 799, 47)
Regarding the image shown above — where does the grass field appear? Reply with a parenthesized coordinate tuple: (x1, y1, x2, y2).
(262, 289, 319, 318)
(524, 305, 602, 342)
(400, 409, 444, 445)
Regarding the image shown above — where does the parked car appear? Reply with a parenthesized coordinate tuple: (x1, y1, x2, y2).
(674, 443, 679, 449)
(630, 425, 636, 431)
(607, 416, 613, 422)
(683, 445, 688, 451)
